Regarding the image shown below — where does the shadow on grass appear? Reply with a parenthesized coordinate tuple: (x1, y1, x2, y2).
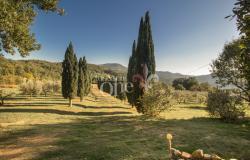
(0, 116, 249, 160)
(74, 103, 131, 110)
(182, 106, 207, 110)
(2, 102, 69, 107)
(0, 108, 133, 116)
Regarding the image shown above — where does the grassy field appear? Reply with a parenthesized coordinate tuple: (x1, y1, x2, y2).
(0, 85, 250, 160)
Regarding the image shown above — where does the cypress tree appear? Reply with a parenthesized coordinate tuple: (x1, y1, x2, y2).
(78, 57, 84, 102)
(77, 56, 91, 102)
(82, 57, 91, 96)
(127, 40, 137, 106)
(62, 42, 78, 107)
(126, 11, 156, 112)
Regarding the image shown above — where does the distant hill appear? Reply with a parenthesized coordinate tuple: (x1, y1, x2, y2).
(100, 63, 127, 73)
(0, 57, 216, 86)
(156, 71, 216, 86)
(99, 63, 127, 76)
(99, 63, 216, 86)
(0, 57, 110, 85)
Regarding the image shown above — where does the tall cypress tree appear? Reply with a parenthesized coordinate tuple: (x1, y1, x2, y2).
(127, 40, 137, 106)
(62, 42, 78, 107)
(77, 56, 91, 102)
(127, 11, 156, 112)
(82, 57, 91, 97)
(78, 57, 84, 102)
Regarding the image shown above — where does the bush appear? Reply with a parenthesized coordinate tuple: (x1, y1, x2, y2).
(42, 82, 53, 97)
(207, 90, 246, 122)
(141, 83, 174, 117)
(19, 80, 42, 96)
(117, 91, 126, 101)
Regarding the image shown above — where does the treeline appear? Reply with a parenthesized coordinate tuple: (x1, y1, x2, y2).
(0, 56, 61, 85)
(61, 42, 91, 107)
(172, 77, 214, 92)
(0, 55, 119, 86)
(20, 80, 61, 97)
(97, 77, 127, 101)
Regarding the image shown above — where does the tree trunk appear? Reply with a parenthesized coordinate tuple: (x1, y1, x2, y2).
(69, 98, 72, 107)
(0, 98, 3, 106)
(80, 97, 83, 102)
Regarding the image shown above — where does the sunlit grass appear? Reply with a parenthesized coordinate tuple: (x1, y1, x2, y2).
(0, 86, 249, 159)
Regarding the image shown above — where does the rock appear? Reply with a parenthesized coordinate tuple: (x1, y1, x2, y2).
(192, 149, 204, 159)
(181, 151, 192, 159)
(171, 148, 182, 156)
(203, 154, 212, 160)
(211, 154, 222, 160)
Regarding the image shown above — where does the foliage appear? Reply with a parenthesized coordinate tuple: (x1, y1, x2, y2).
(221, 0, 250, 102)
(61, 42, 78, 107)
(0, 0, 63, 56)
(127, 41, 137, 106)
(172, 77, 204, 91)
(0, 56, 121, 86)
(141, 83, 174, 117)
(42, 82, 52, 97)
(78, 57, 91, 101)
(174, 84, 185, 90)
(19, 80, 42, 96)
(127, 11, 156, 112)
(97, 77, 126, 100)
(117, 91, 126, 101)
(211, 39, 250, 102)
(0, 89, 15, 105)
(0, 56, 62, 85)
(174, 90, 208, 104)
(207, 89, 246, 122)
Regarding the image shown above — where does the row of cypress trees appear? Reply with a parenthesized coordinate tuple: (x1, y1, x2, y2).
(127, 11, 156, 112)
(62, 42, 91, 107)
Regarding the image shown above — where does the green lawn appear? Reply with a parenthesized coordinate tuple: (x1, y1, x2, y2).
(0, 86, 249, 160)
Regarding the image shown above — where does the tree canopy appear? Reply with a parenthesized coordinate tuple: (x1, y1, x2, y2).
(127, 11, 156, 112)
(61, 42, 78, 107)
(211, 39, 250, 102)
(0, 0, 63, 57)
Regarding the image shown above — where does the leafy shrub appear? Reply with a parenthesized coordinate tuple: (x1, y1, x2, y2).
(207, 90, 246, 122)
(19, 80, 42, 96)
(42, 82, 53, 97)
(0, 89, 16, 105)
(141, 83, 174, 117)
(117, 91, 126, 101)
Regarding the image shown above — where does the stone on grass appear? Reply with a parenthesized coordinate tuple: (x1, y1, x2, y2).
(181, 151, 192, 159)
(171, 148, 182, 156)
(211, 154, 222, 160)
(203, 154, 212, 160)
(192, 149, 204, 159)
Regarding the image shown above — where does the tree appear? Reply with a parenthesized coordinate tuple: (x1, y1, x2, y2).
(172, 78, 185, 90)
(0, 89, 15, 106)
(222, 0, 250, 102)
(207, 89, 246, 122)
(78, 58, 85, 102)
(83, 57, 91, 97)
(62, 42, 78, 107)
(172, 77, 199, 91)
(19, 80, 42, 97)
(0, 0, 64, 57)
(42, 82, 52, 97)
(140, 83, 174, 117)
(126, 40, 137, 106)
(127, 11, 156, 113)
(211, 39, 250, 102)
(78, 57, 91, 102)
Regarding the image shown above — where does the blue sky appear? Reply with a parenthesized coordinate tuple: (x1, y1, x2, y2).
(5, 0, 239, 75)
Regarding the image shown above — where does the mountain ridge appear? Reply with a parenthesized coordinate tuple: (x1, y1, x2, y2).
(0, 57, 216, 86)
